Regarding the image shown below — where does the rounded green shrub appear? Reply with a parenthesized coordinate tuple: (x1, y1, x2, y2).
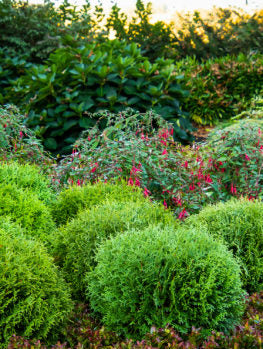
(87, 225, 245, 338)
(0, 225, 73, 347)
(0, 162, 55, 204)
(51, 181, 147, 226)
(52, 200, 176, 299)
(186, 198, 263, 293)
(0, 183, 55, 242)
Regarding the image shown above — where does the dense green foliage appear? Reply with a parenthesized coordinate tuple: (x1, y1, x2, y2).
(0, 223, 72, 347)
(178, 53, 263, 125)
(10, 39, 191, 153)
(187, 199, 263, 293)
(88, 225, 245, 337)
(0, 0, 106, 63)
(0, 105, 52, 165)
(0, 183, 55, 241)
(52, 200, 176, 299)
(0, 161, 55, 204)
(51, 181, 147, 226)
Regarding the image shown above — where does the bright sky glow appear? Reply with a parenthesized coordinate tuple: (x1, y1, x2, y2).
(31, 0, 263, 22)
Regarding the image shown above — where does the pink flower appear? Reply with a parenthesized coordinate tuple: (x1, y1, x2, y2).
(178, 208, 187, 220)
(135, 178, 140, 186)
(162, 149, 168, 155)
(163, 200, 168, 209)
(128, 178, 134, 186)
(143, 188, 150, 197)
(189, 183, 195, 191)
(131, 165, 142, 174)
(230, 183, 237, 194)
(245, 154, 250, 161)
(183, 161, 188, 169)
(19, 131, 23, 138)
(91, 162, 98, 173)
(77, 179, 81, 186)
(205, 175, 212, 183)
(160, 140, 167, 146)
(169, 128, 174, 136)
(88, 136, 91, 141)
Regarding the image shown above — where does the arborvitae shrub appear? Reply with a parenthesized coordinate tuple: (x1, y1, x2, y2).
(0, 226, 73, 347)
(186, 199, 263, 293)
(51, 181, 146, 226)
(0, 162, 55, 204)
(52, 200, 176, 299)
(0, 183, 55, 242)
(87, 226, 245, 338)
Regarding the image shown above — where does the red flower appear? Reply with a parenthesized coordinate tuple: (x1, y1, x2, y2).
(189, 183, 195, 191)
(128, 178, 134, 186)
(245, 154, 250, 161)
(178, 208, 187, 220)
(143, 188, 150, 197)
(163, 200, 168, 209)
(162, 149, 168, 155)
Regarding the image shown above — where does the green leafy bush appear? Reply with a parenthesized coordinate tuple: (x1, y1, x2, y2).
(88, 225, 245, 338)
(53, 110, 263, 218)
(0, 183, 55, 241)
(0, 224, 73, 347)
(51, 181, 147, 226)
(0, 105, 52, 165)
(52, 200, 176, 299)
(0, 162, 55, 204)
(0, 48, 32, 103)
(186, 199, 263, 293)
(205, 119, 263, 201)
(177, 53, 263, 125)
(10, 39, 191, 153)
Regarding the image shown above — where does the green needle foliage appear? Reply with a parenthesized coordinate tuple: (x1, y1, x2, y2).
(0, 162, 55, 204)
(88, 225, 245, 338)
(0, 223, 73, 347)
(0, 183, 55, 242)
(52, 200, 176, 299)
(186, 199, 263, 293)
(51, 181, 147, 226)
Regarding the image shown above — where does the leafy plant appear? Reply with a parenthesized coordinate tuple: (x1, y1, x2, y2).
(177, 53, 263, 125)
(52, 200, 176, 299)
(10, 40, 192, 153)
(0, 223, 73, 347)
(0, 105, 52, 166)
(88, 225, 245, 338)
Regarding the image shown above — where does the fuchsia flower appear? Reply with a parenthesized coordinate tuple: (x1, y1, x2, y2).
(245, 154, 250, 161)
(178, 208, 187, 220)
(77, 179, 81, 186)
(183, 161, 188, 168)
(91, 162, 98, 173)
(162, 149, 168, 155)
(19, 131, 23, 138)
(189, 183, 195, 191)
(143, 188, 150, 197)
(131, 165, 142, 174)
(231, 183, 237, 194)
(163, 200, 168, 209)
(128, 178, 134, 186)
(135, 178, 140, 186)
